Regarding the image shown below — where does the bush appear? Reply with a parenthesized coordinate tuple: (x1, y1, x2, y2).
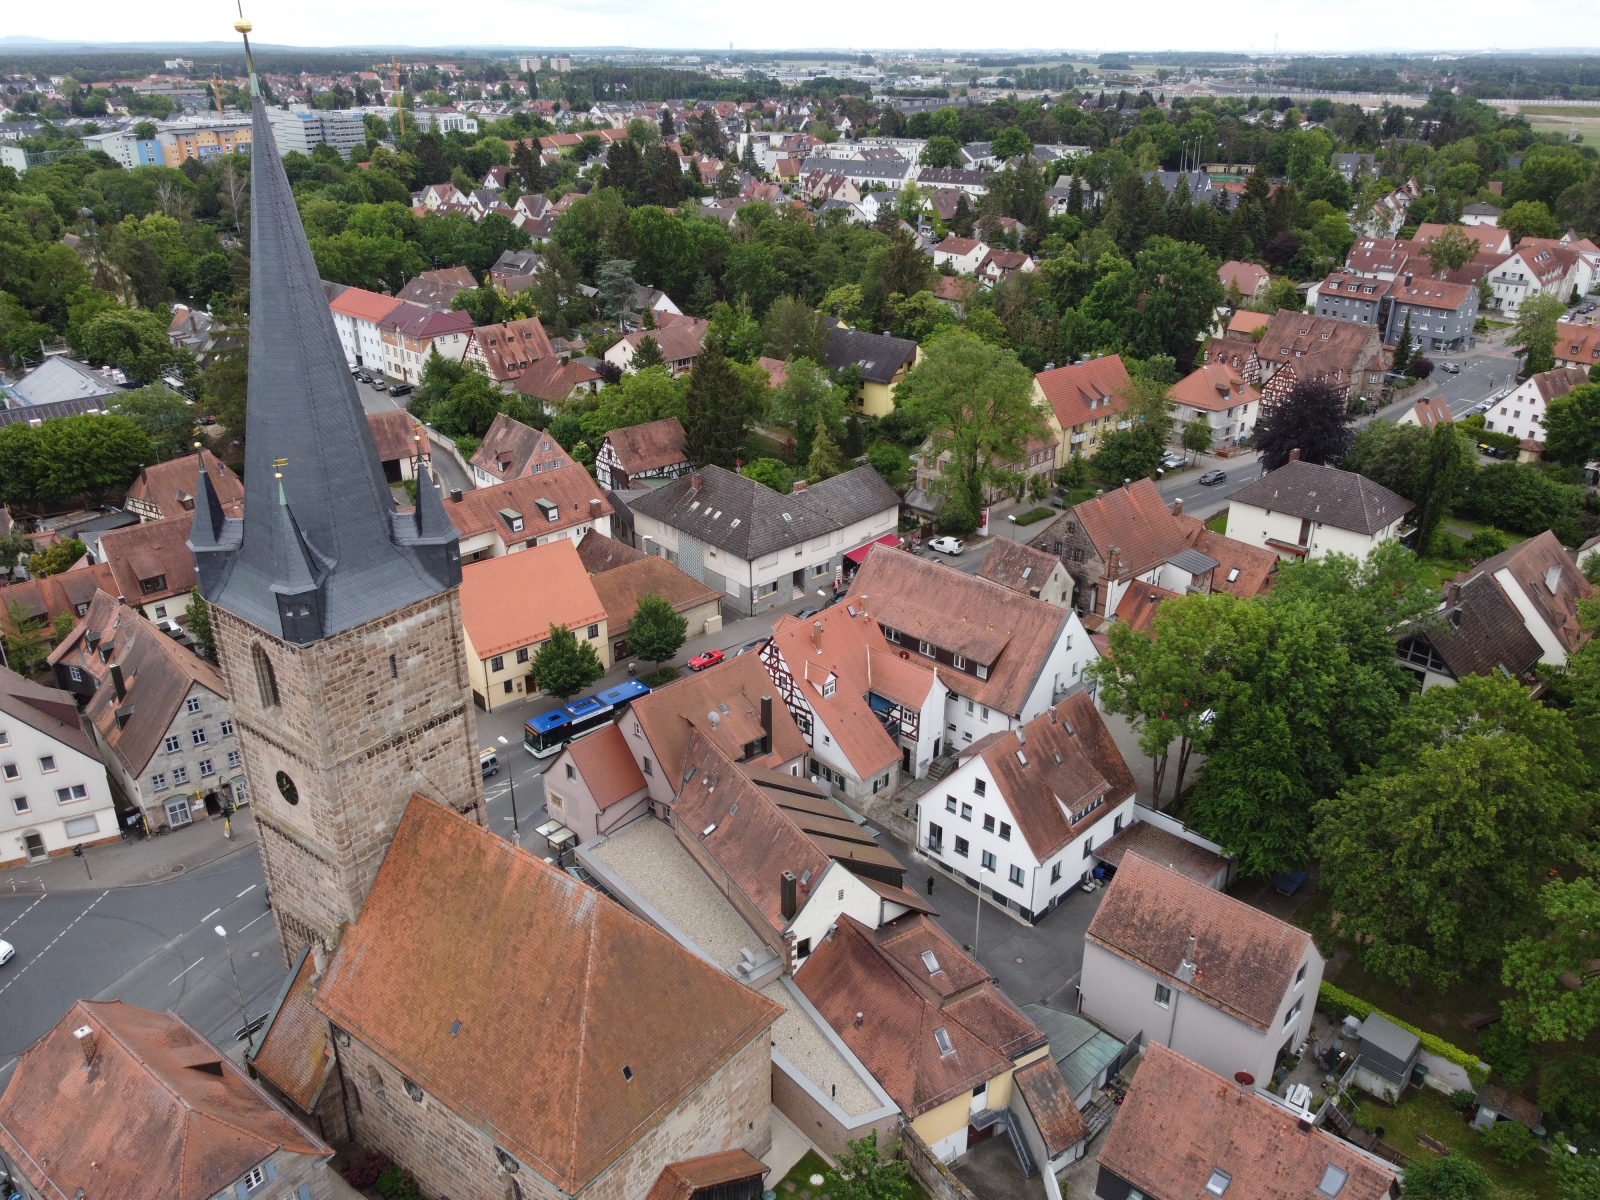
(1014, 506, 1056, 526)
(1461, 527, 1510, 560)
(1449, 1089, 1477, 1112)
(1316, 983, 1489, 1087)
(1402, 1155, 1493, 1200)
(377, 1166, 422, 1200)
(342, 1152, 393, 1188)
(1459, 462, 1586, 545)
(640, 665, 679, 687)
(1478, 1021, 1535, 1088)
(1479, 1118, 1537, 1167)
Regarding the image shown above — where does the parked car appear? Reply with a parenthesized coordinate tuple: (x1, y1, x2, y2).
(369, 378, 388, 390)
(0, 937, 13, 966)
(687, 647, 725, 671)
(1198, 470, 1227, 486)
(795, 606, 820, 619)
(928, 536, 965, 555)
(355, 371, 373, 383)
(1440, 362, 1460, 374)
(388, 383, 414, 397)
(732, 639, 767, 658)
(1161, 451, 1188, 469)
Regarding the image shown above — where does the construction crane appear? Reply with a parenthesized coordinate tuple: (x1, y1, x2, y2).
(209, 72, 228, 122)
(389, 55, 406, 135)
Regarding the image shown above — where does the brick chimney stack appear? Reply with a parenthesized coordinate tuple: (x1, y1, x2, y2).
(1289, 448, 1302, 462)
(74, 1024, 98, 1069)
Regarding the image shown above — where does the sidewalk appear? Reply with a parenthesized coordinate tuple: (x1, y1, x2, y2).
(1, 808, 258, 894)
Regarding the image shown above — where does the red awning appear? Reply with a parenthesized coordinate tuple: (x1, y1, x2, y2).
(844, 533, 903, 566)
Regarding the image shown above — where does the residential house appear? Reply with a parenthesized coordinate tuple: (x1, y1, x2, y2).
(515, 355, 604, 407)
(629, 465, 901, 616)
(916, 166, 991, 196)
(1333, 152, 1377, 180)
(596, 417, 692, 490)
(545, 722, 651, 840)
(1414, 221, 1511, 255)
(67, 589, 239, 831)
(1169, 361, 1261, 451)
(1218, 261, 1270, 299)
(1396, 531, 1595, 689)
(795, 911, 1049, 1165)
(1485, 243, 1578, 315)
(1248, 310, 1385, 405)
(762, 599, 942, 800)
(462, 316, 555, 389)
(847, 546, 1097, 746)
(379, 305, 474, 384)
(1225, 310, 1271, 338)
(0, 664, 117, 866)
(977, 249, 1036, 289)
(366, 410, 429, 483)
(328, 286, 406, 371)
(591, 554, 723, 662)
(1460, 201, 1503, 227)
(123, 449, 243, 523)
(932, 236, 991, 275)
(576, 530, 649, 575)
(96, 513, 205, 627)
(444, 463, 612, 562)
(0, 1000, 357, 1200)
(1313, 270, 1389, 331)
(822, 324, 922, 418)
(489, 247, 545, 293)
(1398, 395, 1454, 430)
(976, 540, 1074, 607)
(1081, 854, 1324, 1093)
(1094, 1044, 1397, 1200)
(1385, 274, 1478, 351)
(1226, 456, 1412, 564)
(1344, 238, 1412, 281)
(1483, 366, 1588, 443)
(634, 284, 683, 318)
(394, 265, 479, 310)
(918, 692, 1137, 925)
(605, 315, 710, 376)
(470, 412, 570, 486)
(293, 795, 782, 1200)
(1143, 170, 1216, 204)
(0, 562, 117, 652)
(1518, 233, 1599, 297)
(1034, 355, 1133, 464)
(418, 182, 464, 210)
(1554, 321, 1600, 372)
(458, 538, 609, 710)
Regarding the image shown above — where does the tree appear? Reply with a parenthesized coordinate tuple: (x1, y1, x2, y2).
(1079, 238, 1224, 365)
(26, 537, 86, 578)
(1546, 383, 1600, 465)
(1510, 293, 1568, 377)
(829, 1131, 911, 1200)
(1501, 874, 1600, 1044)
(1501, 199, 1559, 244)
(1400, 1155, 1492, 1200)
(578, 366, 686, 439)
(990, 126, 1031, 162)
(109, 385, 195, 463)
(1409, 422, 1475, 553)
(597, 258, 637, 322)
(530, 623, 604, 700)
(891, 331, 1044, 533)
(743, 457, 793, 493)
(763, 295, 829, 363)
(198, 293, 248, 437)
(1551, 1148, 1600, 1200)
(682, 337, 754, 469)
(1390, 311, 1413, 376)
(921, 136, 961, 169)
(1460, 461, 1586, 544)
(806, 416, 845, 482)
(79, 306, 188, 384)
(1181, 416, 1213, 459)
(630, 335, 665, 371)
(1314, 675, 1592, 989)
(185, 586, 216, 662)
(627, 593, 688, 666)
(1409, 354, 1435, 380)
(0, 531, 32, 575)
(430, 369, 504, 438)
(51, 611, 74, 645)
(866, 442, 910, 488)
(1421, 224, 1475, 273)
(1089, 427, 1162, 483)
(32, 416, 151, 504)
(769, 358, 846, 465)
(1253, 380, 1353, 469)
(1, 601, 49, 679)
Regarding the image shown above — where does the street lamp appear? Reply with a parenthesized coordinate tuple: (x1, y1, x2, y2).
(497, 735, 519, 841)
(972, 862, 992, 959)
(213, 924, 250, 1042)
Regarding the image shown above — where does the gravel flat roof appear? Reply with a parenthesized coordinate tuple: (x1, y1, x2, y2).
(762, 981, 885, 1119)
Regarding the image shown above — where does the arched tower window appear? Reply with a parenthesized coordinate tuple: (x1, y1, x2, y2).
(252, 643, 279, 709)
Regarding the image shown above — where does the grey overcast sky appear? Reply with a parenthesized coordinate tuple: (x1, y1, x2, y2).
(0, 0, 1588, 54)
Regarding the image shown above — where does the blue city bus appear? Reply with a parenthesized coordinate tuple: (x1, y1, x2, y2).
(523, 678, 652, 758)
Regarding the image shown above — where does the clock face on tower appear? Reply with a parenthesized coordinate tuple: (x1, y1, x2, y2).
(275, 771, 299, 805)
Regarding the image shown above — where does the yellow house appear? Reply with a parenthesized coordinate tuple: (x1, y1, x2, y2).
(458, 539, 609, 712)
(157, 123, 252, 166)
(795, 913, 1051, 1165)
(1033, 354, 1134, 467)
(825, 323, 923, 418)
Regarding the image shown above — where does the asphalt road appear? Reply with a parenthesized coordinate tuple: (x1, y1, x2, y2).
(0, 850, 282, 1092)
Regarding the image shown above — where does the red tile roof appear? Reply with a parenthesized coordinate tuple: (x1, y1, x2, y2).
(1172, 518, 1278, 598)
(99, 511, 204, 605)
(366, 409, 427, 463)
(459, 539, 606, 659)
(1226, 309, 1271, 336)
(315, 796, 781, 1195)
(1112, 582, 1184, 634)
(603, 417, 690, 475)
(329, 286, 407, 324)
(1012, 1057, 1088, 1156)
(1087, 854, 1311, 1031)
(514, 355, 602, 404)
(590, 555, 720, 639)
(1067, 478, 1193, 580)
(1218, 261, 1270, 296)
(467, 316, 555, 382)
(1034, 355, 1132, 432)
(565, 721, 649, 809)
(1098, 1044, 1396, 1200)
(124, 449, 243, 522)
(630, 652, 809, 780)
(7, 561, 117, 643)
(0, 1000, 325, 1200)
(445, 462, 611, 544)
(469, 412, 568, 482)
(1171, 362, 1261, 413)
(1092, 819, 1229, 886)
(248, 944, 334, 1111)
(1555, 322, 1600, 367)
(645, 1151, 768, 1200)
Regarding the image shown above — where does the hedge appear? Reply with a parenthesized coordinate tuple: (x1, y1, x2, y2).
(1014, 506, 1057, 526)
(1317, 982, 1490, 1089)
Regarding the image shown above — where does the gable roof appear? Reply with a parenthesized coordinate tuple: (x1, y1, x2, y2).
(124, 449, 243, 522)
(1034, 355, 1132, 431)
(794, 914, 1043, 1118)
(590, 555, 721, 638)
(7, 561, 117, 642)
(1112, 582, 1184, 634)
(515, 355, 603, 403)
(328, 285, 408, 324)
(445, 462, 610, 544)
(468, 316, 555, 381)
(1218, 261, 1270, 295)
(1173, 517, 1278, 598)
(394, 265, 478, 309)
(1555, 324, 1600, 365)
(470, 413, 568, 482)
(565, 721, 649, 808)
(1055, 478, 1192, 579)
(603, 417, 690, 474)
(315, 796, 781, 1196)
(1099, 1044, 1396, 1200)
(847, 547, 1070, 718)
(975, 539, 1068, 598)
(1254, 309, 1381, 385)
(1172, 361, 1262, 413)
(1012, 1057, 1088, 1156)
(645, 1151, 769, 1200)
(366, 409, 427, 464)
(1087, 853, 1311, 1031)
(1228, 460, 1412, 536)
(1455, 529, 1595, 656)
(459, 539, 606, 659)
(823, 324, 918, 385)
(1407, 395, 1454, 429)
(0, 663, 100, 761)
(964, 692, 1137, 863)
(631, 652, 808, 780)
(0, 999, 325, 1200)
(1390, 276, 1475, 312)
(1523, 366, 1589, 405)
(618, 318, 708, 366)
(99, 510, 206, 605)
(576, 530, 648, 574)
(630, 465, 899, 561)
(1226, 309, 1272, 336)
(247, 944, 334, 1112)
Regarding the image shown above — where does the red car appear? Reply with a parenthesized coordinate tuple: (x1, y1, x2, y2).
(687, 648, 725, 672)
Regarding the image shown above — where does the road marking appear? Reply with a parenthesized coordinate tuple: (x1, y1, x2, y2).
(1, 895, 45, 935)
(0, 891, 108, 997)
(202, 908, 221, 922)
(239, 910, 273, 933)
(236, 885, 257, 898)
(168, 957, 206, 987)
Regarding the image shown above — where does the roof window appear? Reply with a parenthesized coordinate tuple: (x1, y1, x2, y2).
(921, 949, 941, 974)
(933, 1027, 954, 1056)
(1318, 1165, 1348, 1198)
(1205, 1170, 1231, 1197)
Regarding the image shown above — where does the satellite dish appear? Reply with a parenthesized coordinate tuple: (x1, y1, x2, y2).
(1234, 1072, 1255, 1086)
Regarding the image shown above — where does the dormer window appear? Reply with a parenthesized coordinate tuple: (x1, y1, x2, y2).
(822, 674, 836, 699)
(139, 574, 167, 595)
(499, 508, 524, 534)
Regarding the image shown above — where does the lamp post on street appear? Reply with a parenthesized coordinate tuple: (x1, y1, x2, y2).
(497, 735, 519, 841)
(972, 862, 992, 959)
(213, 924, 250, 1042)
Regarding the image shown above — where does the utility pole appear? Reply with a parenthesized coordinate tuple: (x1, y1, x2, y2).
(73, 843, 92, 880)
(497, 735, 520, 842)
(214, 925, 251, 1041)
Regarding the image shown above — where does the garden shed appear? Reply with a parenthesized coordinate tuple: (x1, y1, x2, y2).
(1352, 1012, 1421, 1100)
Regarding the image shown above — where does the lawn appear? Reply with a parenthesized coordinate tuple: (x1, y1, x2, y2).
(1353, 1087, 1557, 1199)
(773, 1149, 931, 1200)
(1205, 512, 1228, 534)
(1414, 522, 1526, 590)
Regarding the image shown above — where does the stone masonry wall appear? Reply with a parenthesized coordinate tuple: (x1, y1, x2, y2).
(336, 1030, 772, 1200)
(210, 589, 484, 964)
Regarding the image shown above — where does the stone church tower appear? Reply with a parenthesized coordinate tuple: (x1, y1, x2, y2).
(190, 89, 482, 964)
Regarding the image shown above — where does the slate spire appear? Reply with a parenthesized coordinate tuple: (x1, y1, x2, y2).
(191, 93, 459, 645)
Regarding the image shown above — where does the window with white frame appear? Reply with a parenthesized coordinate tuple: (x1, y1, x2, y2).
(1154, 983, 1172, 1007)
(171, 766, 189, 785)
(38, 756, 55, 773)
(191, 728, 207, 746)
(1285, 998, 1302, 1027)
(980, 850, 996, 871)
(11, 795, 29, 814)
(164, 735, 182, 754)
(199, 759, 215, 777)
(55, 784, 88, 803)
(186, 697, 201, 713)
(150, 772, 168, 791)
(220, 719, 234, 737)
(228, 750, 242, 769)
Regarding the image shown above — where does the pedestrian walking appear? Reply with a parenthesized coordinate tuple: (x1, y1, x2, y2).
(927, 875, 935, 897)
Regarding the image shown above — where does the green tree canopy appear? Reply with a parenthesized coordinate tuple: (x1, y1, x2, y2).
(109, 384, 196, 463)
(1544, 382, 1600, 465)
(1501, 875, 1600, 1043)
(579, 365, 686, 440)
(627, 592, 689, 666)
(531, 623, 605, 700)
(763, 294, 829, 363)
(743, 457, 793, 493)
(1510, 293, 1567, 377)
(1501, 199, 1560, 243)
(769, 357, 846, 465)
(186, 586, 216, 662)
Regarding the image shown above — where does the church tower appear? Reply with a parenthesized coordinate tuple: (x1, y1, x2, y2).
(191, 74, 482, 964)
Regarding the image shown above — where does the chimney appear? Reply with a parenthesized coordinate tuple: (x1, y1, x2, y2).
(1444, 580, 1462, 605)
(450, 489, 463, 503)
(1105, 545, 1122, 581)
(690, 472, 703, 490)
(74, 1024, 98, 1068)
(1404, 272, 1413, 286)
(791, 479, 807, 492)
(109, 662, 126, 701)
(1172, 497, 1183, 516)
(854, 1012, 864, 1028)
(1288, 448, 1302, 462)
(761, 694, 773, 744)
(780, 870, 799, 920)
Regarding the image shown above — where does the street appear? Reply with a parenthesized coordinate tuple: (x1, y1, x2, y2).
(353, 376, 475, 495)
(0, 848, 281, 1091)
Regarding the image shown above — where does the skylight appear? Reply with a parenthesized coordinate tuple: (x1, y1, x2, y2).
(1317, 1165, 1348, 1198)
(933, 1027, 954, 1056)
(1205, 1170, 1231, 1197)
(921, 949, 941, 974)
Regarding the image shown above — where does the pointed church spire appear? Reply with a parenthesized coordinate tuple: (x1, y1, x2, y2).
(192, 27, 459, 647)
